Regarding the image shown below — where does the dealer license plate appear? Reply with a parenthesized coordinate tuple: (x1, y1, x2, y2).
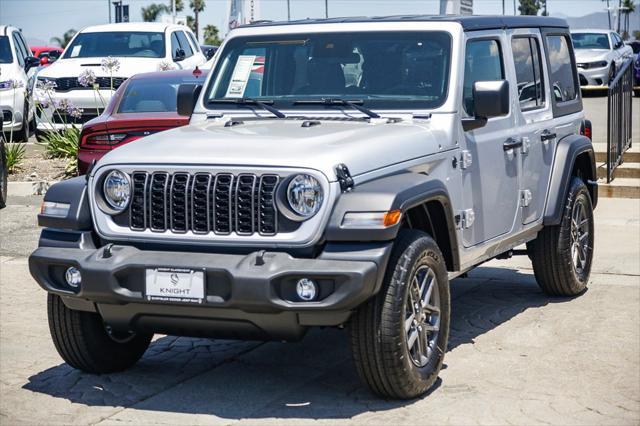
(145, 268, 205, 304)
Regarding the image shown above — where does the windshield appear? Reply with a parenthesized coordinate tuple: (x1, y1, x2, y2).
(204, 31, 452, 111)
(571, 33, 610, 50)
(0, 36, 13, 64)
(63, 31, 166, 59)
(118, 73, 207, 113)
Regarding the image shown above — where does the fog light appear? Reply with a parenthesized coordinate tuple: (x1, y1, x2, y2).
(296, 278, 317, 301)
(65, 267, 81, 288)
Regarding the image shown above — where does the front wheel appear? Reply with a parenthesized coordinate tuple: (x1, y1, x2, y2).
(350, 230, 450, 399)
(529, 177, 594, 296)
(48, 294, 152, 373)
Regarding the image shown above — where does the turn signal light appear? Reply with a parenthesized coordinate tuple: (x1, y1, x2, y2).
(383, 210, 402, 227)
(341, 210, 402, 228)
(86, 133, 127, 145)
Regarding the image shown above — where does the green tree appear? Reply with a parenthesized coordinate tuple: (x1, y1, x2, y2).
(50, 29, 77, 48)
(203, 25, 222, 46)
(141, 3, 168, 22)
(518, 0, 541, 15)
(168, 0, 184, 12)
(190, 0, 206, 41)
(186, 16, 196, 33)
(621, 0, 636, 37)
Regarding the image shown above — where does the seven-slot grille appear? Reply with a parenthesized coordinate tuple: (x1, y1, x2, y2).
(128, 172, 280, 236)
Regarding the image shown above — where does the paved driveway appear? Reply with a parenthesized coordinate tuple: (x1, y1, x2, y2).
(0, 195, 638, 425)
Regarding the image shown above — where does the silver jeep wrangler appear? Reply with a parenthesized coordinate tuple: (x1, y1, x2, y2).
(30, 15, 597, 399)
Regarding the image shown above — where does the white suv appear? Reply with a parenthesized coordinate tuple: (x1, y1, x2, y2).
(571, 29, 634, 88)
(34, 22, 206, 135)
(0, 25, 39, 142)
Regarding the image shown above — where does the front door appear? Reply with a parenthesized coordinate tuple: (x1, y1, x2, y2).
(460, 32, 521, 247)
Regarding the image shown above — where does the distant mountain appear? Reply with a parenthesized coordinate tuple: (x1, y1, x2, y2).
(559, 11, 639, 35)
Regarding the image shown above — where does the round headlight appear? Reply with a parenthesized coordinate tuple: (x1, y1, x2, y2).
(102, 170, 131, 212)
(286, 174, 324, 218)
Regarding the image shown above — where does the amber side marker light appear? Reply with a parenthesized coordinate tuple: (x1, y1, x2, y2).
(341, 210, 402, 228)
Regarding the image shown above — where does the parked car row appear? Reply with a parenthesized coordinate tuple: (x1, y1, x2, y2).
(1, 22, 209, 143)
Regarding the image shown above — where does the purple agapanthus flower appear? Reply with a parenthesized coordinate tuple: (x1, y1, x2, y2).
(78, 69, 97, 87)
(101, 56, 121, 73)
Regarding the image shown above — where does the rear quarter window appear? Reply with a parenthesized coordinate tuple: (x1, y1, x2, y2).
(545, 35, 577, 103)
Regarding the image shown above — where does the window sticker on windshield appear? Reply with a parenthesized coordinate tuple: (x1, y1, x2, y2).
(70, 45, 81, 57)
(225, 55, 256, 98)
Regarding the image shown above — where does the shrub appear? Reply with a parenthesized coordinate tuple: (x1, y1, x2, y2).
(5, 142, 26, 173)
(40, 127, 80, 177)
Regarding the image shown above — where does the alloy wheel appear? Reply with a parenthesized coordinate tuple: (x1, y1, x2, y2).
(405, 264, 441, 367)
(570, 199, 590, 275)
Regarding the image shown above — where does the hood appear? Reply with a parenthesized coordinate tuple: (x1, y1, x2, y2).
(574, 49, 610, 63)
(37, 57, 166, 78)
(95, 117, 445, 181)
(0, 63, 20, 81)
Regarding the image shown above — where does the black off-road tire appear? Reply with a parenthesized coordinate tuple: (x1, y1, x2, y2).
(14, 102, 30, 143)
(48, 294, 152, 373)
(350, 229, 450, 399)
(0, 139, 7, 209)
(529, 177, 594, 296)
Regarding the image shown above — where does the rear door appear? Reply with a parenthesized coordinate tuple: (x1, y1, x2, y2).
(508, 29, 554, 224)
(460, 31, 521, 247)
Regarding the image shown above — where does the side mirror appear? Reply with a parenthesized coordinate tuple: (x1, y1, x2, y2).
(177, 83, 202, 117)
(25, 56, 40, 72)
(462, 80, 510, 132)
(174, 48, 186, 62)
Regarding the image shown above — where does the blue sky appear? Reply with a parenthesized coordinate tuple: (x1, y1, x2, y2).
(0, 0, 635, 45)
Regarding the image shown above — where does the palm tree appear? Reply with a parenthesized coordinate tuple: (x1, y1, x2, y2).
(203, 24, 222, 46)
(190, 0, 206, 41)
(50, 29, 77, 48)
(621, 0, 636, 37)
(141, 3, 168, 22)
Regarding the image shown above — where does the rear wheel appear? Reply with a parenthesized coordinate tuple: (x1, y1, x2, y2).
(350, 230, 450, 399)
(48, 294, 152, 373)
(529, 177, 594, 296)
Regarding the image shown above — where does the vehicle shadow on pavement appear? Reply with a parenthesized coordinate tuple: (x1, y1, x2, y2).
(23, 266, 578, 419)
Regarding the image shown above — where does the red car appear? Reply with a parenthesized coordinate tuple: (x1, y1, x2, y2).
(30, 46, 63, 66)
(78, 68, 208, 174)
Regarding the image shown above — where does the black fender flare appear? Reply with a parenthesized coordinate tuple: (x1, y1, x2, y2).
(543, 134, 598, 226)
(38, 176, 92, 230)
(324, 172, 459, 269)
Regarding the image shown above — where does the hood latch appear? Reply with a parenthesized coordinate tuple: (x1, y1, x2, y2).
(336, 164, 354, 192)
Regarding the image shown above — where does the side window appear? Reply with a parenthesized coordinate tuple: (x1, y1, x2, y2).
(171, 32, 181, 59)
(545, 35, 577, 103)
(511, 37, 545, 110)
(186, 32, 200, 53)
(463, 39, 504, 115)
(177, 32, 194, 57)
(11, 33, 25, 67)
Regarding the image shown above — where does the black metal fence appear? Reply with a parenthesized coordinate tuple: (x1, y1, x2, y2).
(606, 58, 634, 183)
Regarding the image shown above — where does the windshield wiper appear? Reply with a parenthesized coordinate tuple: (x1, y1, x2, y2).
(207, 98, 286, 118)
(294, 98, 380, 119)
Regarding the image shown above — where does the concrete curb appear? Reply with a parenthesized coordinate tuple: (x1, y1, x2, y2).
(7, 181, 59, 196)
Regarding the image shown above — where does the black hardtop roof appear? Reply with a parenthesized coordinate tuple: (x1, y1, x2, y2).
(242, 15, 569, 31)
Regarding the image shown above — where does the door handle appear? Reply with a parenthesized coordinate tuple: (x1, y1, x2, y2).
(541, 130, 557, 142)
(503, 137, 523, 151)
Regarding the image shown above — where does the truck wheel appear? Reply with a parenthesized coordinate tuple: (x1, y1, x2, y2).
(349, 229, 450, 399)
(530, 177, 594, 296)
(47, 294, 152, 373)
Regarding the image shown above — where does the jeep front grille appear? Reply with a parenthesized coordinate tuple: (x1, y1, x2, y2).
(129, 172, 280, 236)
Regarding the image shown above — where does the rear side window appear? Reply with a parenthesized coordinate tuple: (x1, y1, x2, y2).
(511, 37, 545, 110)
(545, 35, 577, 103)
(463, 39, 504, 115)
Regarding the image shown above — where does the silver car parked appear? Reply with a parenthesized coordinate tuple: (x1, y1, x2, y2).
(572, 29, 634, 87)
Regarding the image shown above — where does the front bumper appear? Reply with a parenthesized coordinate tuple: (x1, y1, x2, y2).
(577, 66, 610, 87)
(29, 242, 390, 340)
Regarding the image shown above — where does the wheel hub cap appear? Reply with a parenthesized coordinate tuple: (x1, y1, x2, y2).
(570, 200, 590, 274)
(405, 265, 441, 367)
